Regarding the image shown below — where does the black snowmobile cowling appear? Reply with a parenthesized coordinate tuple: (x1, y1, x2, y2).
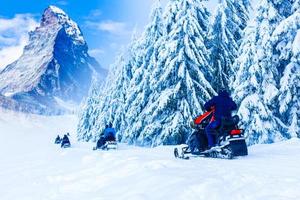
(93, 135, 118, 151)
(174, 112, 248, 160)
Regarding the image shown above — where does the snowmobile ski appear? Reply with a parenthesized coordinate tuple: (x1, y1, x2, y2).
(93, 141, 118, 151)
(174, 147, 190, 159)
(174, 145, 233, 160)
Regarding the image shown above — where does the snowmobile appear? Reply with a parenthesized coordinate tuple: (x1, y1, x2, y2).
(54, 136, 62, 144)
(174, 110, 248, 160)
(93, 136, 118, 151)
(61, 135, 71, 148)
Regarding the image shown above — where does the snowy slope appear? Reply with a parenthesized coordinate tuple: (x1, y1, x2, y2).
(0, 109, 300, 200)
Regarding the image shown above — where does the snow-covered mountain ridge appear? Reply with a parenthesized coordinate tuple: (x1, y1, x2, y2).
(0, 5, 105, 114)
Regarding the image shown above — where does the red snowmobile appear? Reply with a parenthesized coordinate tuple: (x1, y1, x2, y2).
(174, 110, 248, 159)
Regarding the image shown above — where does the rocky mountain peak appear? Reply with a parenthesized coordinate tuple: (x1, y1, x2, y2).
(0, 5, 105, 115)
(39, 5, 84, 44)
(42, 5, 68, 25)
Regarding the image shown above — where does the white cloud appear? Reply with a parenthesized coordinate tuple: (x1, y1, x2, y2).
(89, 48, 105, 57)
(109, 43, 119, 49)
(0, 14, 38, 70)
(83, 9, 102, 21)
(98, 21, 126, 32)
(88, 9, 102, 18)
(86, 20, 130, 36)
(0, 35, 28, 69)
(56, 0, 68, 6)
(0, 35, 16, 45)
(0, 14, 37, 33)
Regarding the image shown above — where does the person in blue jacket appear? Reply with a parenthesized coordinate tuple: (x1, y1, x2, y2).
(96, 123, 116, 149)
(204, 89, 237, 149)
(104, 122, 116, 140)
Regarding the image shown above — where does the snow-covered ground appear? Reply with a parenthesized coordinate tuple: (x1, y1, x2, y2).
(0, 109, 300, 200)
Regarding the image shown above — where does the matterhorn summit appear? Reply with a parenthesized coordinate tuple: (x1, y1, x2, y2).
(0, 5, 105, 114)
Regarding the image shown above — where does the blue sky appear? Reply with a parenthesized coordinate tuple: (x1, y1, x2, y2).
(0, 0, 257, 69)
(0, 0, 163, 69)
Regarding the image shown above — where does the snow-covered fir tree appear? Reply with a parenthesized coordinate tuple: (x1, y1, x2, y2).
(232, 0, 251, 42)
(231, 26, 257, 104)
(120, 1, 164, 143)
(78, 13, 154, 141)
(93, 2, 164, 142)
(293, 0, 300, 11)
(77, 78, 102, 141)
(209, 0, 250, 90)
(77, 0, 216, 146)
(232, 0, 294, 145)
(120, 0, 215, 146)
(78, 0, 298, 146)
(209, 3, 236, 90)
(270, 3, 300, 138)
(77, 51, 127, 141)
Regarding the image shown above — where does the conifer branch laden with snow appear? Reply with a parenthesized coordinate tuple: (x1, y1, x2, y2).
(207, 0, 250, 90)
(231, 0, 299, 144)
(78, 0, 216, 146)
(78, 0, 299, 146)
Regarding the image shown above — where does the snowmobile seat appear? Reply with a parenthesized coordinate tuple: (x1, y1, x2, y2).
(106, 135, 116, 142)
(217, 116, 239, 134)
(212, 115, 241, 146)
(220, 115, 239, 128)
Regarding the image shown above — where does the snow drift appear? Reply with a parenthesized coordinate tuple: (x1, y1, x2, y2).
(0, 109, 300, 200)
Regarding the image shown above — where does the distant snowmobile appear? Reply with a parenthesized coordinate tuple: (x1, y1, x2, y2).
(93, 123, 118, 151)
(61, 134, 71, 148)
(54, 135, 62, 144)
(174, 110, 248, 160)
